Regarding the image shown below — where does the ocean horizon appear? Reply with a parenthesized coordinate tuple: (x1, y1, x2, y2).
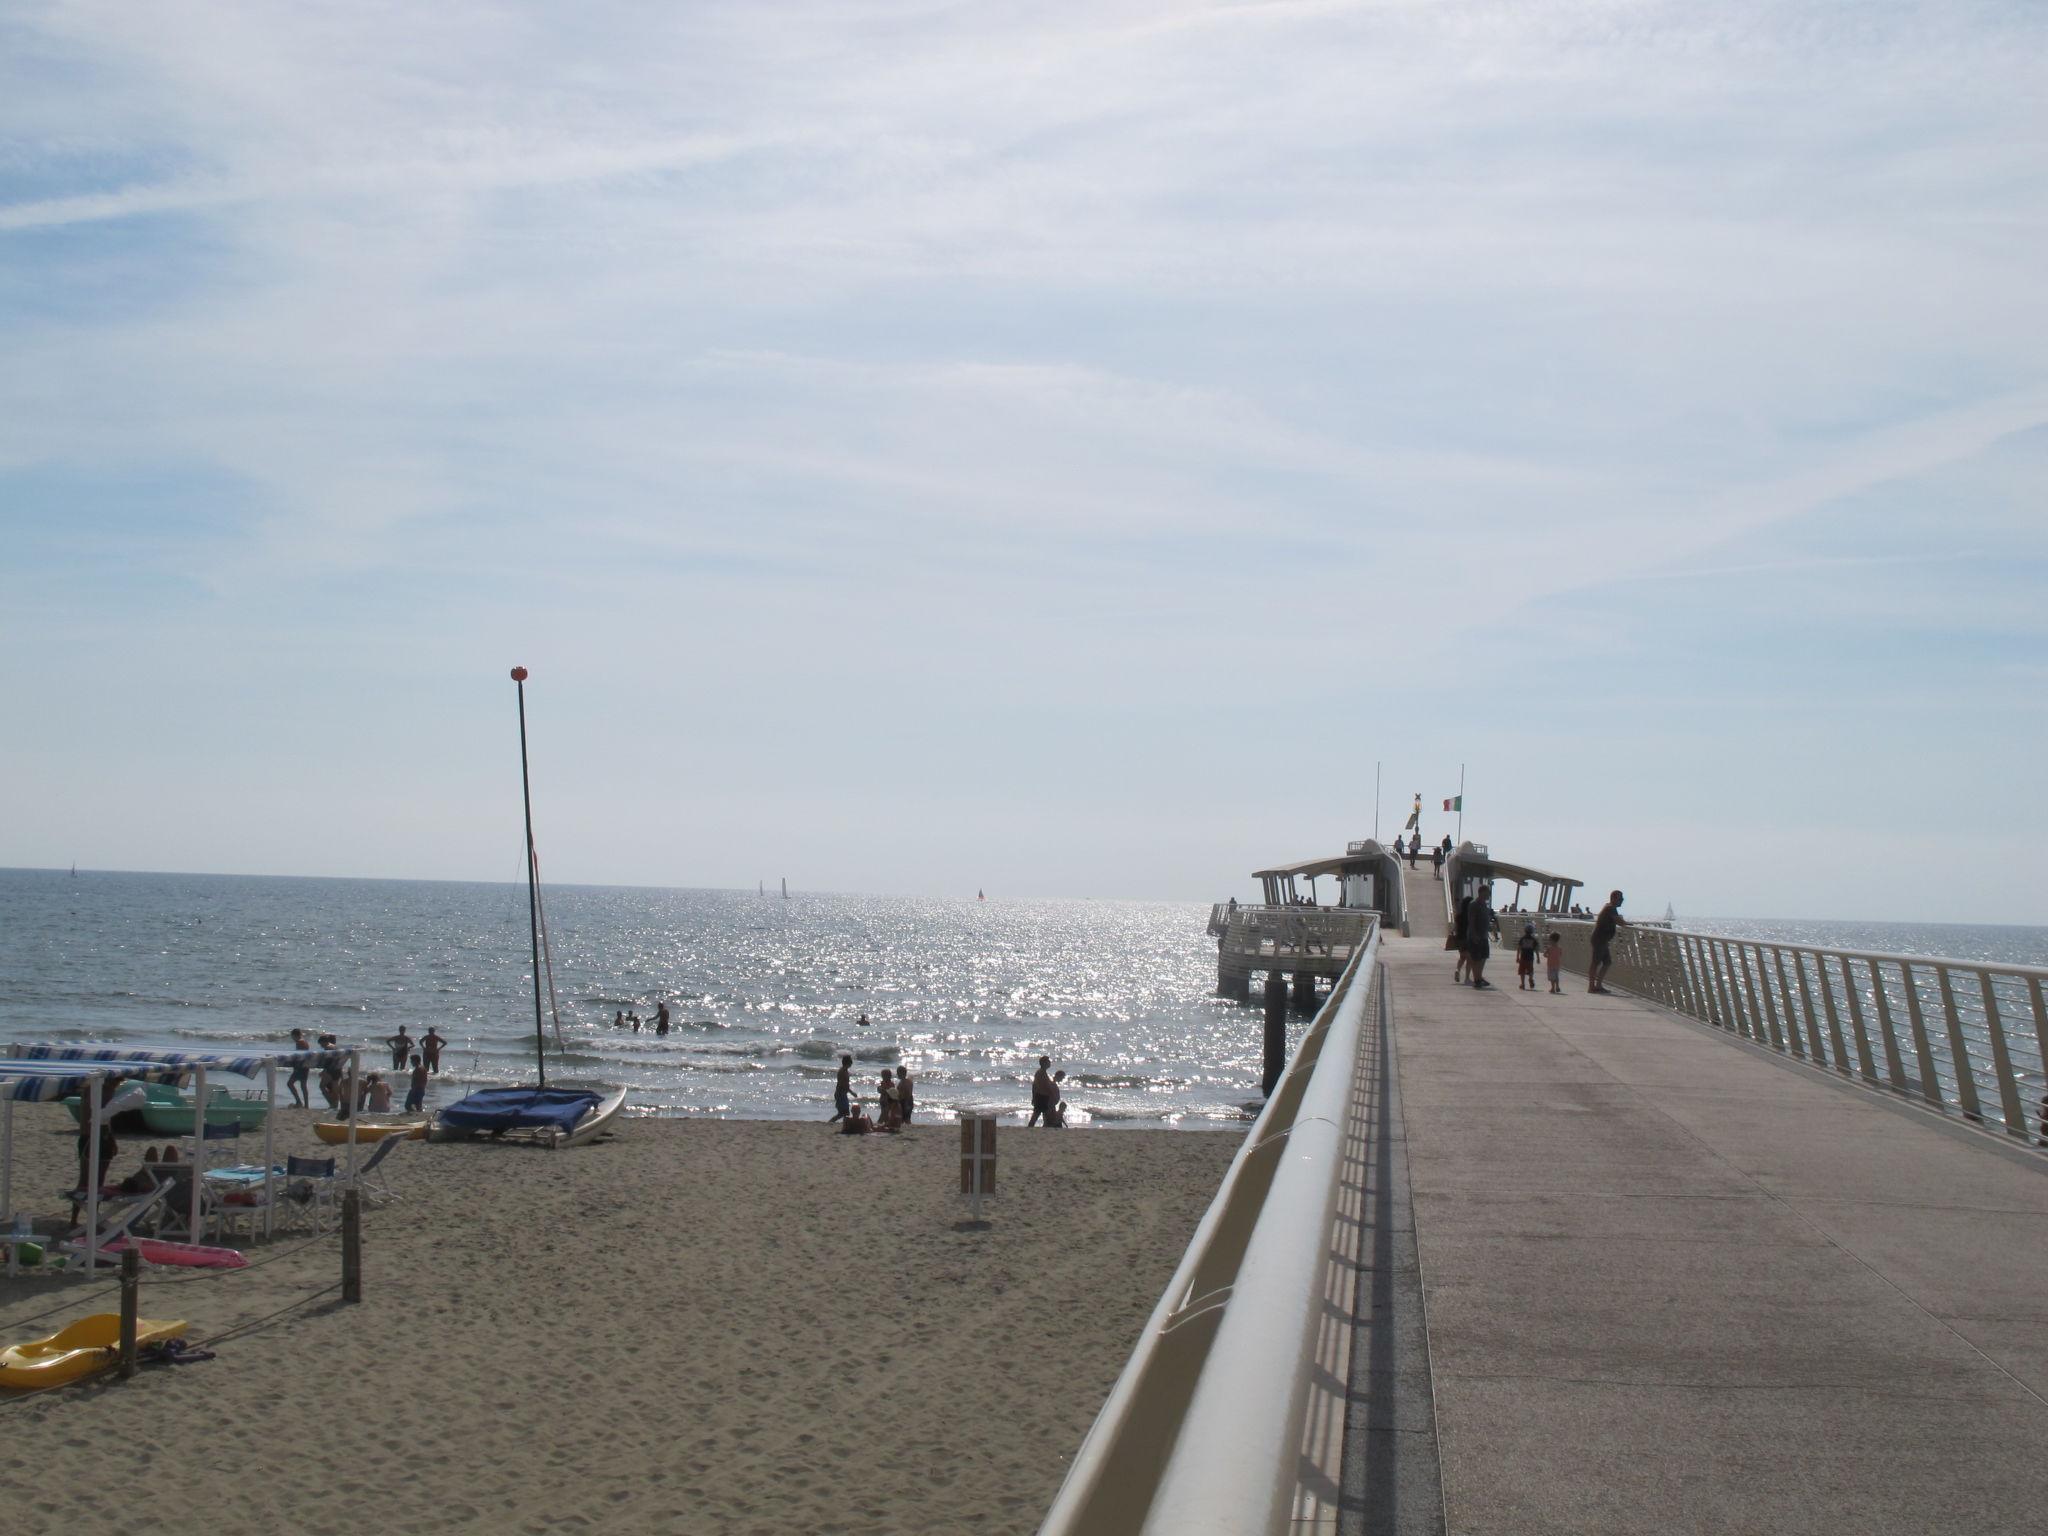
(5, 866, 2043, 1125)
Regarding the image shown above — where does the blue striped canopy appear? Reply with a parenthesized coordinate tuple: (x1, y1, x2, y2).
(7, 1042, 353, 1078)
(0, 1058, 198, 1103)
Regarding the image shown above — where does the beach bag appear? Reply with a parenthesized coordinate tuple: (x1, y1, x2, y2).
(1444, 926, 1460, 951)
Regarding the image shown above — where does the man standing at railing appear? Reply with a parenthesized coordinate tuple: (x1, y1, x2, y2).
(1590, 891, 1627, 995)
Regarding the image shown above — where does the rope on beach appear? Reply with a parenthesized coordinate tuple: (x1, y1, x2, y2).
(0, 1281, 125, 1332)
(2, 1221, 344, 1331)
(194, 1280, 342, 1349)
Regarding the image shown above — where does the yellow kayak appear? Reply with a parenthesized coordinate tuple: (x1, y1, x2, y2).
(0, 1314, 187, 1390)
(313, 1117, 429, 1145)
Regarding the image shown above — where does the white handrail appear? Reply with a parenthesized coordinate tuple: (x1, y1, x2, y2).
(1040, 921, 1381, 1536)
(1552, 921, 2048, 1143)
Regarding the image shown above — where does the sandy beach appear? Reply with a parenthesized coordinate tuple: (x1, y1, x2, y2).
(0, 1105, 1238, 1535)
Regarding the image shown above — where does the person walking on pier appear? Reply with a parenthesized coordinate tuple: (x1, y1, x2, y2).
(1465, 884, 1499, 989)
(1589, 891, 1627, 994)
(1515, 922, 1540, 990)
(1451, 895, 1472, 983)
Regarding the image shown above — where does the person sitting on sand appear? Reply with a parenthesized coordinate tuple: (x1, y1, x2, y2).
(1029, 1057, 1055, 1128)
(830, 1055, 853, 1123)
(421, 1026, 445, 1074)
(841, 1098, 874, 1135)
(896, 1067, 914, 1126)
(367, 1073, 394, 1113)
(119, 1145, 162, 1195)
(405, 1054, 429, 1114)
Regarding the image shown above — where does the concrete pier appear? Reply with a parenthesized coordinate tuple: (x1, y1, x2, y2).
(1335, 863, 2048, 1534)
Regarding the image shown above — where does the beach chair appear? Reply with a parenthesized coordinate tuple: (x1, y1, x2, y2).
(205, 1170, 276, 1243)
(143, 1168, 208, 1242)
(281, 1155, 339, 1234)
(52, 1183, 169, 1270)
(349, 1134, 410, 1206)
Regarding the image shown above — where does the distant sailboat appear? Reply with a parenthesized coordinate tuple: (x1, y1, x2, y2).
(781, 877, 789, 900)
(978, 889, 984, 901)
(70, 863, 77, 878)
(758, 880, 764, 897)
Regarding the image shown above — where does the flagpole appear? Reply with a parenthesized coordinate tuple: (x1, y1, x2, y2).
(1457, 763, 1465, 844)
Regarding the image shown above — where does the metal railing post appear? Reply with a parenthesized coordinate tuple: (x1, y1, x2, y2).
(1713, 941, 1747, 1039)
(1976, 971, 2027, 1139)
(1934, 966, 1983, 1121)
(1752, 946, 1787, 1052)
(1836, 955, 1877, 1084)
(1868, 960, 1908, 1093)
(1899, 962, 1944, 1108)
(1813, 954, 1851, 1075)
(1774, 949, 1816, 1061)
(2027, 976, 2048, 1141)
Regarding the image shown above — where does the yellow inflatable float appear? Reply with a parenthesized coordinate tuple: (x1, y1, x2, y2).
(312, 1116, 428, 1145)
(0, 1314, 188, 1390)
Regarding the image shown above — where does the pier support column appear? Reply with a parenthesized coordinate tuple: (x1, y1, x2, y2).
(1217, 960, 1251, 1001)
(1291, 971, 1320, 1017)
(1263, 971, 1289, 1095)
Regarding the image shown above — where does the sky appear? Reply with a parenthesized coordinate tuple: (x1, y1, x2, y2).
(1, 0, 2043, 923)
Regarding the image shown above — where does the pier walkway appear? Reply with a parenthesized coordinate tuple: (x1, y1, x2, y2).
(1350, 864, 2048, 1533)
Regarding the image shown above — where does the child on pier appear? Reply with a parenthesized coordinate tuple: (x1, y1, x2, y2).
(1516, 923, 1541, 990)
(1544, 933, 1564, 994)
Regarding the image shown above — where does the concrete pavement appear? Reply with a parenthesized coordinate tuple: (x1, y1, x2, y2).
(1351, 865, 2048, 1534)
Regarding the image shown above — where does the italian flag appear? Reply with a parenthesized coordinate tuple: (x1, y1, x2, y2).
(1443, 795, 1462, 812)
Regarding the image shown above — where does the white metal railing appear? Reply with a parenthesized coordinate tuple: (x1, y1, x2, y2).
(1040, 921, 1382, 1536)
(1546, 921, 2048, 1143)
(1218, 906, 1375, 965)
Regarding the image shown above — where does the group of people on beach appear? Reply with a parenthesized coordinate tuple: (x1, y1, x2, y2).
(612, 1001, 673, 1036)
(830, 1056, 917, 1134)
(280, 1026, 437, 1115)
(1449, 887, 1627, 995)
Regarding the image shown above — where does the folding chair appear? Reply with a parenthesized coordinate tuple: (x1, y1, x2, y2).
(281, 1154, 339, 1234)
(52, 1183, 169, 1270)
(350, 1133, 410, 1205)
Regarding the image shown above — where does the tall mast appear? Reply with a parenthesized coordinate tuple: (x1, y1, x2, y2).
(511, 666, 546, 1089)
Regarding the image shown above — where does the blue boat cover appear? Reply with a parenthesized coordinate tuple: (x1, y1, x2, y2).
(437, 1087, 600, 1133)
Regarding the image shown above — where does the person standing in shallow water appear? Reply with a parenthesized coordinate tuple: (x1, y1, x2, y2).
(654, 1001, 671, 1037)
(1589, 891, 1627, 994)
(421, 1026, 445, 1074)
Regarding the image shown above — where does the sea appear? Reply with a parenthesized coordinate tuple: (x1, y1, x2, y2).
(3, 868, 2045, 1126)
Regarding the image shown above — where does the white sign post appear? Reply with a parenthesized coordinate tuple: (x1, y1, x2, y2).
(959, 1114, 998, 1222)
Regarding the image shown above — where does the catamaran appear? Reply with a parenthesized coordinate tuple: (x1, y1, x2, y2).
(433, 667, 626, 1149)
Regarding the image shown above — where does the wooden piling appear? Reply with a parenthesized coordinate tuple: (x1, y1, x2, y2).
(1263, 971, 1288, 1095)
(118, 1246, 140, 1379)
(341, 1188, 362, 1303)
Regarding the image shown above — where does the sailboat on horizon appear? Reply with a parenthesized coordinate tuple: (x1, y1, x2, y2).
(432, 666, 625, 1149)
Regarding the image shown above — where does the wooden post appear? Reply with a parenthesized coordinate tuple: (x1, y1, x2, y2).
(959, 1115, 998, 1222)
(341, 1188, 362, 1303)
(118, 1247, 140, 1378)
(1262, 971, 1288, 1096)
